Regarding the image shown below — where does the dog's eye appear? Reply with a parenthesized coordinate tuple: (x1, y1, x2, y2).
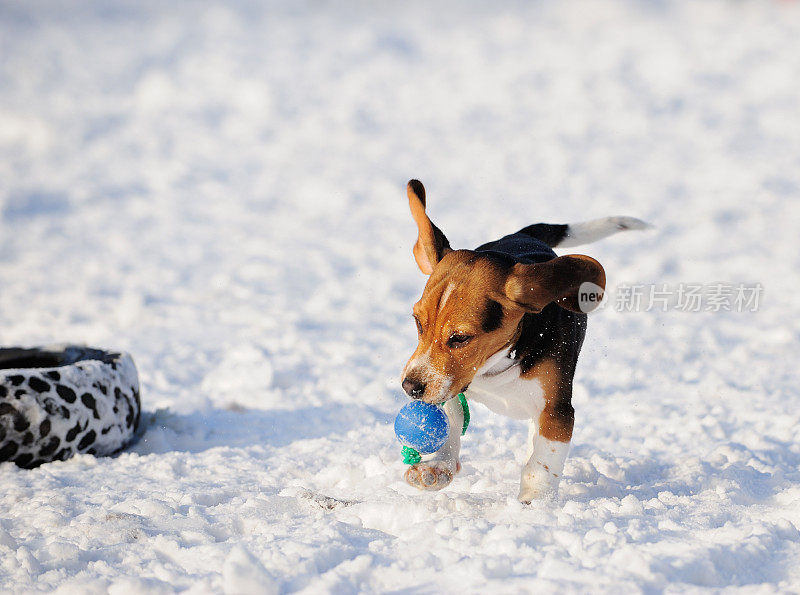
(414, 316, 423, 336)
(447, 333, 473, 348)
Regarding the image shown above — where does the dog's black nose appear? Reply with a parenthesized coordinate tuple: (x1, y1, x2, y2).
(402, 378, 426, 399)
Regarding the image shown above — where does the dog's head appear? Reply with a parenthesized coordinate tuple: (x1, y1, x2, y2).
(401, 179, 606, 404)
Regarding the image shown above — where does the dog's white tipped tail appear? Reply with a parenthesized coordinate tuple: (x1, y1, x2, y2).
(558, 216, 652, 248)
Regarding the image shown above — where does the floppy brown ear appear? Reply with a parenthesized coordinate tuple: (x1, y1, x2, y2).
(407, 179, 452, 275)
(503, 255, 606, 313)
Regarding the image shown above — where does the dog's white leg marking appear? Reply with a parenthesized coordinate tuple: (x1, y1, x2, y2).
(427, 396, 463, 467)
(524, 418, 538, 461)
(518, 428, 570, 503)
(405, 396, 464, 491)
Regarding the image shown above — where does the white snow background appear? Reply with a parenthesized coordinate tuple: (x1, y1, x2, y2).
(1, 0, 800, 592)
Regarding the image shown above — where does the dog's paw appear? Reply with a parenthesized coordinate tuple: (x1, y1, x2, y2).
(517, 485, 555, 504)
(517, 474, 559, 504)
(404, 461, 456, 491)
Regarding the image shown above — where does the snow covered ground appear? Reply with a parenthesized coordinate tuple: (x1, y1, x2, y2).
(2, 0, 800, 592)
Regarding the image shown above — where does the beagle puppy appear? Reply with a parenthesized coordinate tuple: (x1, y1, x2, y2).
(400, 179, 647, 502)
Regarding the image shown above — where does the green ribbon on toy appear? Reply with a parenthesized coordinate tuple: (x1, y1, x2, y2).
(401, 393, 470, 465)
(401, 445, 422, 465)
(458, 392, 470, 435)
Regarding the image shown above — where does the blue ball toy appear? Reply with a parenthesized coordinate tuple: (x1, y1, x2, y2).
(394, 400, 450, 455)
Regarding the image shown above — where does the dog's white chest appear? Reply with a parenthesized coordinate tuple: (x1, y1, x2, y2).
(465, 349, 545, 420)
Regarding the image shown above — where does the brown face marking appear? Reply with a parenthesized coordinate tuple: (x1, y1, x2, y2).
(524, 358, 574, 442)
(403, 251, 525, 403)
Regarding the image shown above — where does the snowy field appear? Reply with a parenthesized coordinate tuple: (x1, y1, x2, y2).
(2, 0, 800, 592)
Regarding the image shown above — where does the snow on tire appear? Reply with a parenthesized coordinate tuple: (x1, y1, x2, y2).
(0, 345, 141, 468)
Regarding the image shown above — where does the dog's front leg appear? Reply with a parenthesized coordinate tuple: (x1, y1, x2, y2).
(518, 428, 570, 502)
(518, 401, 573, 503)
(517, 358, 574, 503)
(404, 396, 463, 491)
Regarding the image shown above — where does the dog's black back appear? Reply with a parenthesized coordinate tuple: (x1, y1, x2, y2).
(476, 227, 586, 378)
(476, 229, 559, 265)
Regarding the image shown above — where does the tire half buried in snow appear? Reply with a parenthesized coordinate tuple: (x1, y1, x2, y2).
(0, 345, 141, 468)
